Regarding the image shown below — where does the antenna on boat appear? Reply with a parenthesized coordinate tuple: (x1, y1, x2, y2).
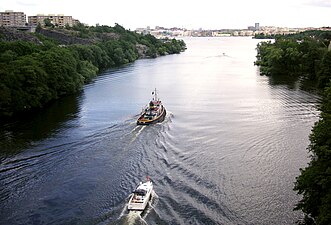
(152, 88, 157, 101)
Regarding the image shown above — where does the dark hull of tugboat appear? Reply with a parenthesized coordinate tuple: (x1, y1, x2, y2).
(137, 107, 166, 125)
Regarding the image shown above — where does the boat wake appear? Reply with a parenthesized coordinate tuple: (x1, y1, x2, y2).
(113, 190, 157, 225)
(123, 211, 147, 225)
(112, 212, 146, 225)
(129, 125, 146, 144)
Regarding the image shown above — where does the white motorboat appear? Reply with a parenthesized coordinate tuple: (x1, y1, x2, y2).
(128, 178, 153, 211)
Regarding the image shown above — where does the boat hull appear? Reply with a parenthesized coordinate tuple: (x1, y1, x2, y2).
(127, 192, 152, 211)
(128, 181, 153, 211)
(137, 107, 166, 125)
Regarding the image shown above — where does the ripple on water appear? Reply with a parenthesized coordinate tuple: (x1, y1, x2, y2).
(0, 37, 321, 225)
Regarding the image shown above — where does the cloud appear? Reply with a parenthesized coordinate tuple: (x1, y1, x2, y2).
(16, 0, 38, 7)
(305, 0, 331, 7)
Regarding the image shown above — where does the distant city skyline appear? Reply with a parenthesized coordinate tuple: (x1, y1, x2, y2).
(1, 0, 330, 30)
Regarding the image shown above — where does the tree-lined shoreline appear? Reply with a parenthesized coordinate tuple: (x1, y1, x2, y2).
(0, 24, 186, 118)
(255, 30, 331, 225)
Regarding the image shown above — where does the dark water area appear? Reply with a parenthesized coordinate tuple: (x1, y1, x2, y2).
(0, 37, 321, 225)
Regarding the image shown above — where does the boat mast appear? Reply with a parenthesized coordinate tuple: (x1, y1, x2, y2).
(154, 88, 157, 101)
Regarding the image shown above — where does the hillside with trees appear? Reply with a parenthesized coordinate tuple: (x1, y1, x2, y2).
(0, 23, 186, 117)
(255, 30, 331, 225)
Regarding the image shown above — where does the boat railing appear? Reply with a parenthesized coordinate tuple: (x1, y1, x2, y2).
(131, 199, 144, 203)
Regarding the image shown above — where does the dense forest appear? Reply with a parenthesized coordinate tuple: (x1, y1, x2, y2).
(0, 23, 186, 117)
(255, 30, 331, 225)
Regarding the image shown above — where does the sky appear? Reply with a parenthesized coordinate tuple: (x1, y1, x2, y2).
(1, 0, 330, 30)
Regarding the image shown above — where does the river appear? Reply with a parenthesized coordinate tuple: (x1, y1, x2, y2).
(0, 37, 321, 225)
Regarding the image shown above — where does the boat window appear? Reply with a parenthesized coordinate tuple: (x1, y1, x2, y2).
(133, 189, 146, 195)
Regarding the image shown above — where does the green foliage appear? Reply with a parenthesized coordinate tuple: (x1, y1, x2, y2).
(68, 44, 111, 69)
(44, 18, 54, 28)
(254, 33, 281, 39)
(254, 30, 331, 42)
(317, 52, 331, 88)
(38, 47, 84, 97)
(146, 45, 158, 58)
(299, 39, 324, 80)
(0, 51, 49, 115)
(163, 38, 186, 54)
(77, 60, 98, 83)
(0, 50, 18, 63)
(0, 42, 84, 116)
(294, 85, 331, 225)
(33, 33, 59, 49)
(0, 23, 186, 117)
(0, 41, 39, 57)
(255, 33, 330, 87)
(255, 41, 285, 75)
(71, 22, 89, 33)
(255, 30, 331, 224)
(285, 30, 331, 43)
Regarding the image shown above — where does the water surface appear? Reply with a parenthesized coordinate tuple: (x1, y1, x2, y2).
(0, 37, 320, 224)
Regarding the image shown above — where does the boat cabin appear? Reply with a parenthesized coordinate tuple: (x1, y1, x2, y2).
(132, 189, 147, 203)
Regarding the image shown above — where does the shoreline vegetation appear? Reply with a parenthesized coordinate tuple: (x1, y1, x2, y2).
(1, 23, 329, 223)
(253, 30, 331, 40)
(0, 23, 186, 118)
(255, 30, 331, 225)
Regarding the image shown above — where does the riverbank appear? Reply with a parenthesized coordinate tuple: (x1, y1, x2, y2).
(0, 24, 186, 118)
(0, 37, 320, 224)
(255, 30, 331, 224)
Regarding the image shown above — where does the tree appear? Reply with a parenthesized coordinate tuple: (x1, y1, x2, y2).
(255, 34, 331, 224)
(317, 51, 331, 88)
(77, 60, 98, 82)
(44, 18, 54, 28)
(294, 84, 331, 224)
(0, 23, 187, 117)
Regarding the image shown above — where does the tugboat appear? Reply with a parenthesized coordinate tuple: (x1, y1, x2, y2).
(128, 177, 153, 211)
(137, 89, 166, 125)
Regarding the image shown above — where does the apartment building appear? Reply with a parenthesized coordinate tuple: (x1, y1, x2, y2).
(0, 10, 26, 27)
(28, 14, 75, 27)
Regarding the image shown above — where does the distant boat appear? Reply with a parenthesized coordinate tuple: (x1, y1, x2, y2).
(127, 177, 153, 211)
(137, 89, 166, 125)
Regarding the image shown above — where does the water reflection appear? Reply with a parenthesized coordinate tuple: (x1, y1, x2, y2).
(260, 69, 320, 94)
(0, 93, 81, 158)
(0, 37, 322, 225)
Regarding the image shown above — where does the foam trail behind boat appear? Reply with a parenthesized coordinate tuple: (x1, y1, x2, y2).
(129, 126, 145, 144)
(127, 211, 144, 224)
(113, 210, 145, 225)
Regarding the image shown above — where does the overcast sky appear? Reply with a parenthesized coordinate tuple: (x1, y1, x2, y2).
(1, 0, 330, 30)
